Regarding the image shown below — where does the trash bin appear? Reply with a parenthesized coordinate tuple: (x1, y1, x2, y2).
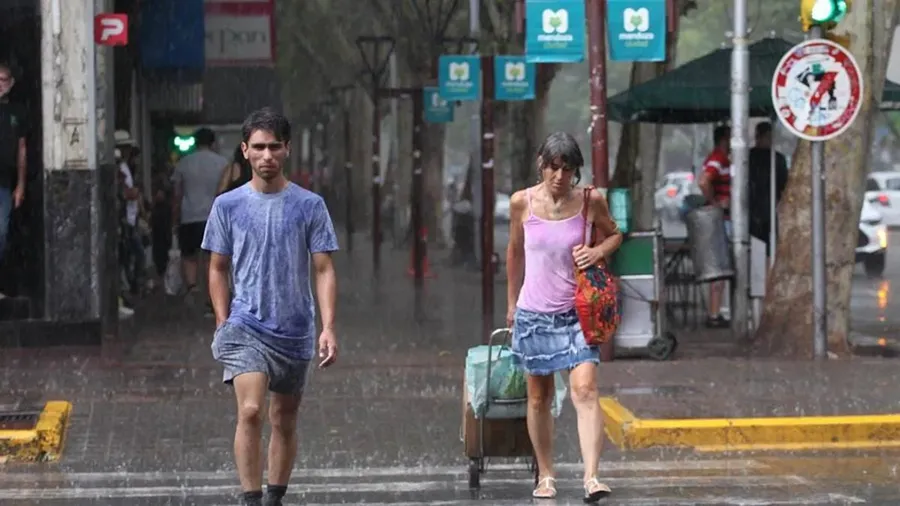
(684, 205, 734, 283)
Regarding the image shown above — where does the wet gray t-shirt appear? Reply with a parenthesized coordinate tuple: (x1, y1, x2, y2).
(201, 183, 339, 359)
(173, 149, 229, 224)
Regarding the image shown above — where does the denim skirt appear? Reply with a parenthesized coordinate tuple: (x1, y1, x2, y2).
(511, 307, 600, 376)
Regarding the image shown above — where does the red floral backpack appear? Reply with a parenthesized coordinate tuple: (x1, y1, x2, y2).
(573, 187, 621, 345)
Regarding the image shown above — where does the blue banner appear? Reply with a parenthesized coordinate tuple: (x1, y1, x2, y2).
(438, 55, 481, 102)
(607, 0, 667, 62)
(525, 0, 586, 63)
(139, 0, 205, 71)
(494, 56, 536, 101)
(423, 87, 455, 123)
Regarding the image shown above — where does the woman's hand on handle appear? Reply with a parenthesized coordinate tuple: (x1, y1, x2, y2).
(506, 305, 516, 328)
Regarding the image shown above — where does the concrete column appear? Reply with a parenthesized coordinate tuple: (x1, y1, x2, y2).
(39, 0, 117, 339)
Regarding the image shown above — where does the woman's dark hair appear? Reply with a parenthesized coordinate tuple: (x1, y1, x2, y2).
(226, 144, 253, 192)
(241, 107, 291, 143)
(232, 144, 246, 166)
(537, 131, 584, 184)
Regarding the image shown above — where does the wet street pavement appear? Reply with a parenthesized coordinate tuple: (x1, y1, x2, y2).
(3, 233, 900, 504)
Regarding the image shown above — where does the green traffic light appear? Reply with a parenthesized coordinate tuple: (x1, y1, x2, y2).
(174, 136, 196, 153)
(810, 0, 847, 23)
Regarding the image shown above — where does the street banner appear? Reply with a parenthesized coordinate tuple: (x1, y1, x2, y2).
(423, 87, 455, 123)
(607, 0, 667, 62)
(494, 56, 536, 101)
(438, 55, 481, 102)
(525, 0, 586, 63)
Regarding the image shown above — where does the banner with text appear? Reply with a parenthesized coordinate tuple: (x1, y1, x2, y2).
(423, 87, 455, 123)
(607, 0, 667, 62)
(494, 56, 536, 101)
(525, 0, 586, 63)
(438, 55, 481, 102)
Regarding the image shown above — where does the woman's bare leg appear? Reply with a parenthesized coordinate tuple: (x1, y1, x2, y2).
(526, 373, 556, 496)
(569, 362, 604, 481)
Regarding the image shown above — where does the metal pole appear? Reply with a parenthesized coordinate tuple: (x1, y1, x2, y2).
(344, 105, 354, 252)
(371, 81, 382, 270)
(481, 55, 496, 343)
(809, 26, 828, 359)
(730, 0, 751, 340)
(412, 91, 425, 284)
(587, 0, 610, 189)
(769, 116, 777, 268)
(319, 117, 329, 195)
(587, 0, 614, 361)
(469, 0, 483, 267)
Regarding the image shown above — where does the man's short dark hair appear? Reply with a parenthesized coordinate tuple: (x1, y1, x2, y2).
(241, 107, 291, 143)
(713, 125, 730, 145)
(755, 121, 772, 139)
(194, 127, 216, 147)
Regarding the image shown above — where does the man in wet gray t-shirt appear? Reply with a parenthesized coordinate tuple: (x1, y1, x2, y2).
(203, 108, 339, 506)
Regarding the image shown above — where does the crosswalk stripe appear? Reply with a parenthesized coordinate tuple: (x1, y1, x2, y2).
(263, 494, 867, 506)
(0, 475, 808, 500)
(0, 459, 766, 484)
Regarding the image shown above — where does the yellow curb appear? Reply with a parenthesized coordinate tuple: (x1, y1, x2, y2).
(600, 396, 900, 452)
(0, 401, 72, 463)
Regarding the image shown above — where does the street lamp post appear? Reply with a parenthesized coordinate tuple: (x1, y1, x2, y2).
(356, 36, 396, 271)
(330, 84, 357, 252)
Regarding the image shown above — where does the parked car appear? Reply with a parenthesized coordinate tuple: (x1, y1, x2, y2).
(857, 197, 888, 277)
(865, 171, 900, 227)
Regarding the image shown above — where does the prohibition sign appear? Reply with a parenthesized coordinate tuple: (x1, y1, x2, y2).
(771, 38, 863, 142)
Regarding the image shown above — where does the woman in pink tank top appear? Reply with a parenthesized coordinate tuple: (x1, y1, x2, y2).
(506, 132, 622, 502)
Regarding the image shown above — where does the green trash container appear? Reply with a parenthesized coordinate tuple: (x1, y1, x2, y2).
(610, 232, 655, 277)
(608, 188, 631, 234)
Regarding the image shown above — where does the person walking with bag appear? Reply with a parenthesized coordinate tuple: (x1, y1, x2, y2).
(506, 132, 622, 502)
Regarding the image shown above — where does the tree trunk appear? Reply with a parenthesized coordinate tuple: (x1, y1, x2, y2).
(509, 64, 556, 191)
(422, 121, 446, 245)
(753, 0, 899, 358)
(610, 21, 681, 230)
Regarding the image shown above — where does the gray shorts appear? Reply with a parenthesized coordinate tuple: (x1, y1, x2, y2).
(211, 321, 312, 395)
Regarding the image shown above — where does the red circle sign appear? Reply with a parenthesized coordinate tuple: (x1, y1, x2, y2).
(771, 39, 863, 141)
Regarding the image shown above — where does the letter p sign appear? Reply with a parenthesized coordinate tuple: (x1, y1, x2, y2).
(94, 14, 128, 46)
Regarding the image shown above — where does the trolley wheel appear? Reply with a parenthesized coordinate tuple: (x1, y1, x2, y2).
(647, 332, 678, 361)
(468, 458, 482, 489)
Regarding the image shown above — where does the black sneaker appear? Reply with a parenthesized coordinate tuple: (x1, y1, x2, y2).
(262, 494, 283, 506)
(241, 491, 263, 506)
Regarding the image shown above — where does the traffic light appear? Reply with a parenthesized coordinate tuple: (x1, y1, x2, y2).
(800, 0, 850, 31)
(173, 135, 196, 153)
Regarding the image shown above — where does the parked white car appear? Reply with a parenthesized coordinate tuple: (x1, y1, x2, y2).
(865, 171, 900, 227)
(857, 197, 888, 277)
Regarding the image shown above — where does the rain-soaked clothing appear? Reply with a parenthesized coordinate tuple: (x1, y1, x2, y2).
(202, 183, 339, 362)
(512, 188, 599, 376)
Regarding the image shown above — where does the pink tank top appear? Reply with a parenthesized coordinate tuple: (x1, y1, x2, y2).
(516, 188, 587, 314)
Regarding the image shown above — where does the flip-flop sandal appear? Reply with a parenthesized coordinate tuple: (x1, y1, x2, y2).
(532, 476, 557, 499)
(583, 477, 612, 503)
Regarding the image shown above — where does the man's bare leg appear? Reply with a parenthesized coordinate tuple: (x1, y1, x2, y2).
(233, 372, 268, 494)
(265, 392, 302, 503)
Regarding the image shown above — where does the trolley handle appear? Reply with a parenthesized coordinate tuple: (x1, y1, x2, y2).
(484, 328, 516, 413)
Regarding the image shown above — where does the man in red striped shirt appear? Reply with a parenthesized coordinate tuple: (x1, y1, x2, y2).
(698, 125, 731, 328)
